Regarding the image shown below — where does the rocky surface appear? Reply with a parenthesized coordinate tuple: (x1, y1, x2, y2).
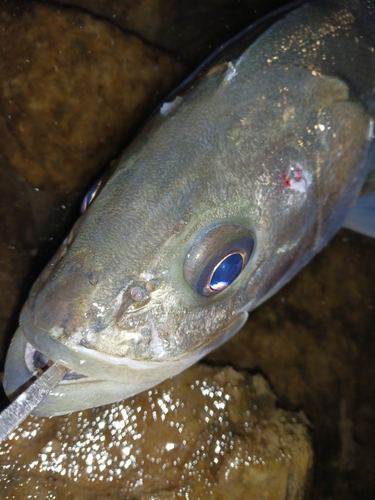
(207, 228, 375, 499)
(0, 0, 374, 499)
(0, 161, 38, 359)
(0, 1, 186, 193)
(46, 0, 286, 65)
(0, 366, 312, 499)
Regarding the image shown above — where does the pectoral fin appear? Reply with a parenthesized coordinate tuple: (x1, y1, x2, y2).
(343, 193, 375, 238)
(343, 129, 375, 239)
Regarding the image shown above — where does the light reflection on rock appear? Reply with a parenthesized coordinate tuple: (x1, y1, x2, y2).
(0, 366, 312, 499)
(1, 0, 374, 498)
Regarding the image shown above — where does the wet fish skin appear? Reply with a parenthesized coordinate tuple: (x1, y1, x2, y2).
(3, 0, 375, 415)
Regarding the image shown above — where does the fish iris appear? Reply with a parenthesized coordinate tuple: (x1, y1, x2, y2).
(184, 225, 255, 297)
(209, 253, 244, 292)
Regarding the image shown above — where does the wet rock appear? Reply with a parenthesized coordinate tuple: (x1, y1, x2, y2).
(47, 0, 286, 65)
(207, 229, 375, 500)
(0, 366, 312, 499)
(0, 1, 186, 194)
(0, 1, 374, 499)
(0, 159, 37, 359)
(0, 152, 82, 366)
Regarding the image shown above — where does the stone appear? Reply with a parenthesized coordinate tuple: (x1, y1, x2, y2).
(0, 366, 312, 499)
(0, 1, 186, 193)
(47, 0, 284, 64)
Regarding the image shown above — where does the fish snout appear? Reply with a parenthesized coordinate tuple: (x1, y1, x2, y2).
(27, 252, 159, 349)
(27, 256, 113, 345)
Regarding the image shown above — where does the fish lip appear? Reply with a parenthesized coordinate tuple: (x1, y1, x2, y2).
(19, 303, 248, 384)
(4, 310, 249, 416)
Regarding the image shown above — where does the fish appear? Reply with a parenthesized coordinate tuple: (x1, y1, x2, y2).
(2, 0, 375, 417)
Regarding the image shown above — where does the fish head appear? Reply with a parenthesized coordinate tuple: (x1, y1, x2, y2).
(4, 24, 372, 415)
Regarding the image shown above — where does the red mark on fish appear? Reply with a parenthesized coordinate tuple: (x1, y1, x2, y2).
(283, 165, 310, 193)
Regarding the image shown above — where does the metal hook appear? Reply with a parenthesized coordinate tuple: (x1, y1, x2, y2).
(0, 363, 67, 444)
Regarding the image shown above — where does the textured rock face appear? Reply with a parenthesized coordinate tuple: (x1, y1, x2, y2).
(0, 1, 374, 499)
(207, 229, 375, 499)
(0, 1, 186, 193)
(0, 366, 312, 499)
(47, 0, 280, 64)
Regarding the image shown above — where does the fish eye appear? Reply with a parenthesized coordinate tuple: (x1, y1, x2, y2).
(207, 252, 245, 293)
(184, 223, 255, 297)
(80, 179, 102, 213)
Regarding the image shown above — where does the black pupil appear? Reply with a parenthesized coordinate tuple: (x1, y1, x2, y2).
(209, 253, 244, 292)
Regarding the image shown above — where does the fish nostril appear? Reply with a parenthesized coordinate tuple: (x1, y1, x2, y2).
(114, 284, 151, 324)
(87, 271, 100, 286)
(130, 286, 149, 302)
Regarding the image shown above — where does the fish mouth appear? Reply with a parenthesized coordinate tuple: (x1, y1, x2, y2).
(3, 304, 248, 416)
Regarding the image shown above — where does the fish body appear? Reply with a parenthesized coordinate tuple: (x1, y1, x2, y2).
(4, 0, 375, 415)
